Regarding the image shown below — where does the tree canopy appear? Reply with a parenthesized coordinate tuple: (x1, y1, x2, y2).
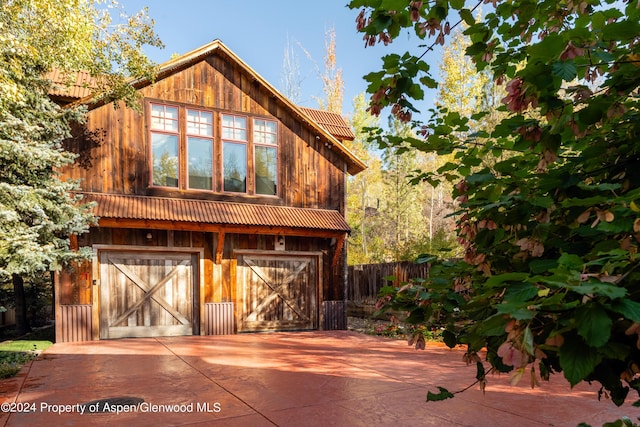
(0, 0, 161, 333)
(349, 0, 640, 409)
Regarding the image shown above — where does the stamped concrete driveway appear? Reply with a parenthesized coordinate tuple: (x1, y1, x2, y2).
(0, 331, 636, 426)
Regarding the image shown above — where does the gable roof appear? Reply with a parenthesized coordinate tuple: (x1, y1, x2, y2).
(47, 69, 94, 101)
(67, 39, 366, 175)
(299, 107, 355, 141)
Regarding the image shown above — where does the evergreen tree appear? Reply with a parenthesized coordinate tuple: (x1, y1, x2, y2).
(0, 0, 161, 334)
(379, 119, 439, 261)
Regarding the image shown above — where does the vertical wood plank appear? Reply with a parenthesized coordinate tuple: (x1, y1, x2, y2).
(229, 258, 237, 329)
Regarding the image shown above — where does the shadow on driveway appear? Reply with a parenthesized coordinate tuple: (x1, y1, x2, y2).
(0, 331, 636, 426)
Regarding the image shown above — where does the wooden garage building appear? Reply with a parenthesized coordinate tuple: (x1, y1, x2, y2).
(53, 40, 365, 342)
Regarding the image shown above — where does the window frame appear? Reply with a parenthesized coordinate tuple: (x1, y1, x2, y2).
(252, 118, 278, 196)
(185, 108, 214, 191)
(146, 99, 279, 197)
(149, 102, 180, 189)
(221, 114, 248, 194)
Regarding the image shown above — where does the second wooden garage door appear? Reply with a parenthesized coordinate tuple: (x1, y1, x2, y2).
(237, 253, 319, 332)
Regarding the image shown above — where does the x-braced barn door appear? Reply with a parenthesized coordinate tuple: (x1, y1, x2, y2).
(99, 251, 197, 339)
(237, 253, 318, 332)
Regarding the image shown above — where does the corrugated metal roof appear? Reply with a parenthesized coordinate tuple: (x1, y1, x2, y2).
(298, 107, 355, 141)
(46, 70, 94, 100)
(81, 193, 350, 232)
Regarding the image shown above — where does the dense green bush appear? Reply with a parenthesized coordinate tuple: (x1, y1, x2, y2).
(350, 0, 640, 410)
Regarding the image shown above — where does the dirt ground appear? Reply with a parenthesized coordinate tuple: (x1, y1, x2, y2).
(347, 316, 394, 334)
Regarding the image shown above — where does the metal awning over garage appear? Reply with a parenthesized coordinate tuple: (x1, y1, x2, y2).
(79, 192, 350, 237)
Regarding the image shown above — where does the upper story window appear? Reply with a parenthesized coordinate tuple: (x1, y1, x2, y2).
(150, 104, 179, 187)
(254, 119, 277, 195)
(222, 115, 247, 193)
(186, 109, 214, 190)
(148, 101, 277, 196)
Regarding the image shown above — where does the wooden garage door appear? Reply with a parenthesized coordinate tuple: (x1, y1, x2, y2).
(238, 253, 318, 332)
(99, 251, 196, 339)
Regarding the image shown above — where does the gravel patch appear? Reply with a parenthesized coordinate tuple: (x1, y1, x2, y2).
(347, 316, 392, 334)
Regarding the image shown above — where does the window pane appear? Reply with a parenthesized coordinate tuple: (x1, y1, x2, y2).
(254, 128, 265, 144)
(234, 128, 247, 141)
(255, 146, 277, 195)
(201, 112, 212, 125)
(151, 132, 178, 187)
(223, 142, 246, 192)
(254, 119, 277, 145)
(186, 110, 199, 134)
(164, 106, 178, 121)
(151, 104, 178, 132)
(187, 110, 213, 137)
(222, 126, 233, 140)
(234, 117, 247, 131)
(166, 121, 178, 132)
(264, 132, 276, 145)
(188, 137, 213, 190)
(151, 104, 164, 116)
(150, 105, 165, 130)
(222, 114, 247, 141)
(151, 116, 163, 130)
(222, 115, 234, 128)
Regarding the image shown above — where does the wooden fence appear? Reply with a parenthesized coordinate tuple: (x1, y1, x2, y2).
(347, 261, 431, 307)
(322, 300, 347, 330)
(0, 308, 16, 327)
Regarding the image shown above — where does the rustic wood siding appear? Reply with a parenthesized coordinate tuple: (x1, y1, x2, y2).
(57, 260, 92, 305)
(347, 262, 432, 305)
(62, 53, 347, 212)
(64, 228, 344, 308)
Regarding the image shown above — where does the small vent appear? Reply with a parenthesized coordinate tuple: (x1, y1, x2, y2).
(323, 301, 346, 330)
(204, 302, 234, 335)
(60, 304, 92, 342)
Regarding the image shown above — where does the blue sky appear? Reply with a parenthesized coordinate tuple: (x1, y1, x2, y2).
(125, 1, 441, 118)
